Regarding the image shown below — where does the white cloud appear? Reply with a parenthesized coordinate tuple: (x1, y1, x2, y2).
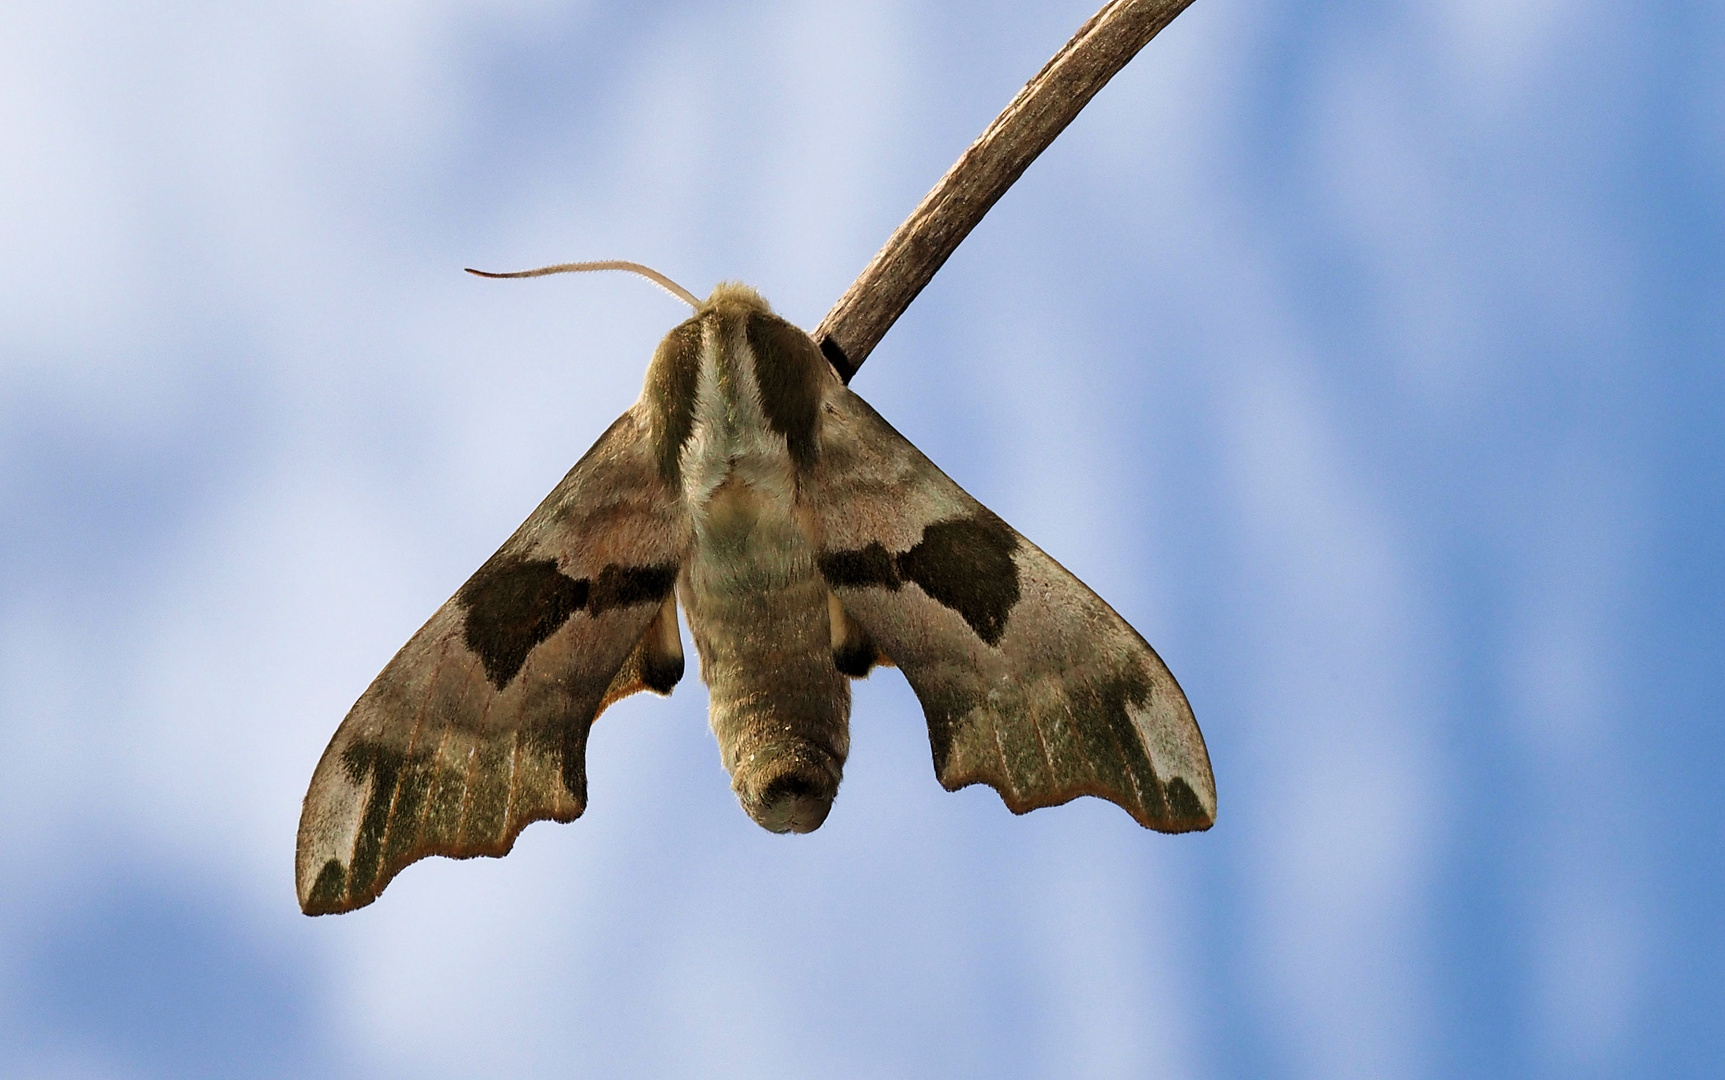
(0, 0, 1688, 1077)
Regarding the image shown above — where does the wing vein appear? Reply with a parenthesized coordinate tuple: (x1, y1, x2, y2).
(1063, 698, 1100, 792)
(1028, 687, 1057, 790)
(454, 650, 503, 845)
(990, 708, 1015, 801)
(504, 728, 523, 833)
(375, 631, 448, 881)
(412, 645, 484, 849)
(1104, 688, 1151, 817)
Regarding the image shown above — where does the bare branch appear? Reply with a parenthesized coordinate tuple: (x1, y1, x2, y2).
(814, 0, 1198, 382)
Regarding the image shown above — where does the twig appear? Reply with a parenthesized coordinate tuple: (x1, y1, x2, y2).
(814, 0, 1198, 382)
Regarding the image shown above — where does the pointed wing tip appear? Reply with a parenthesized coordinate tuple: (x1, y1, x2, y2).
(1152, 772, 1217, 832)
(297, 855, 368, 916)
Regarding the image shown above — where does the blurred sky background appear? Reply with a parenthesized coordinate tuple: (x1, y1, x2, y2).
(1, 0, 1720, 1077)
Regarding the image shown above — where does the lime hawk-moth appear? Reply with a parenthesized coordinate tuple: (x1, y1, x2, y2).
(296, 0, 1213, 915)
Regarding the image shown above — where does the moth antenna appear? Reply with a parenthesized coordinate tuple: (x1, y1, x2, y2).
(465, 260, 701, 309)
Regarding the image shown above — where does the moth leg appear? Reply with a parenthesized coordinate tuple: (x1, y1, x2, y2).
(600, 592, 685, 711)
(829, 592, 893, 677)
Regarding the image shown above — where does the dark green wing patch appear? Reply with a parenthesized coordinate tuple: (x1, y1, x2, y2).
(459, 556, 678, 690)
(818, 513, 1020, 646)
(458, 557, 588, 689)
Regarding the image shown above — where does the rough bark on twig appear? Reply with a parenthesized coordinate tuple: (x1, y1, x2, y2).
(814, 0, 1198, 382)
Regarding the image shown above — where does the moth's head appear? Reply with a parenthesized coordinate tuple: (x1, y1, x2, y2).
(698, 280, 772, 317)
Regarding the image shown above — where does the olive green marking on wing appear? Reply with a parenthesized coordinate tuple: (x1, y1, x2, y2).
(458, 556, 587, 689)
(893, 514, 1019, 646)
(817, 513, 1020, 646)
(1165, 777, 1208, 826)
(587, 563, 679, 616)
(337, 739, 431, 908)
(1069, 669, 1163, 820)
(307, 859, 348, 914)
(458, 555, 680, 691)
(380, 745, 437, 873)
(817, 541, 900, 591)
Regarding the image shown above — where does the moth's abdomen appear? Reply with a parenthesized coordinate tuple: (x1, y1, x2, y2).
(681, 478, 850, 834)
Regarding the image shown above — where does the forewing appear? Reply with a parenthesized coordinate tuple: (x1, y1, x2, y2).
(809, 390, 1215, 831)
(297, 407, 691, 914)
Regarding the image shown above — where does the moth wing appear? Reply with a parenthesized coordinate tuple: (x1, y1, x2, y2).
(297, 407, 691, 915)
(810, 390, 1215, 831)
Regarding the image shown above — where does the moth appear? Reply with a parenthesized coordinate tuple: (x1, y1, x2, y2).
(295, 261, 1215, 915)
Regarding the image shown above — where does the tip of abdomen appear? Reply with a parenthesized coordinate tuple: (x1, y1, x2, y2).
(750, 773, 835, 833)
(734, 747, 841, 834)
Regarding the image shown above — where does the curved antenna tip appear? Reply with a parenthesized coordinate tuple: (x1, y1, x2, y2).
(463, 260, 700, 308)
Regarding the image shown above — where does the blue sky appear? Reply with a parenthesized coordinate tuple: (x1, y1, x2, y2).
(1, 1, 1719, 1077)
